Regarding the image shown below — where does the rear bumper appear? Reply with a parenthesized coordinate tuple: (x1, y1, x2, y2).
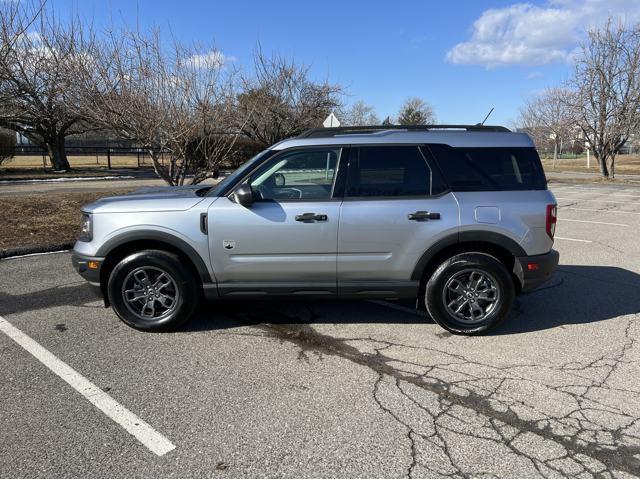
(513, 249, 559, 292)
(71, 251, 104, 297)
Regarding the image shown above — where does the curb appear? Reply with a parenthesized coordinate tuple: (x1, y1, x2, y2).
(0, 243, 74, 260)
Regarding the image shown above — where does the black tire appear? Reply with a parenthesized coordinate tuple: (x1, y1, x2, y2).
(425, 253, 514, 335)
(107, 250, 200, 331)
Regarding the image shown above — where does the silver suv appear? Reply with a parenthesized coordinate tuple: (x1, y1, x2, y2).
(72, 125, 559, 335)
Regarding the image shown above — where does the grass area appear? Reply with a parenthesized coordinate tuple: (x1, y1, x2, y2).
(0, 189, 134, 252)
(541, 154, 640, 175)
(1, 153, 152, 170)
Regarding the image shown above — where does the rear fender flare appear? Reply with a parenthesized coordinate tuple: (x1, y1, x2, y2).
(411, 231, 526, 281)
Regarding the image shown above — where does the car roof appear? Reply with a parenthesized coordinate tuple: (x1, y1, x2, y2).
(272, 127, 534, 150)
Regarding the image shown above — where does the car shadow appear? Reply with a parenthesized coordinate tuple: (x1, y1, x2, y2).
(494, 265, 640, 334)
(0, 282, 101, 316)
(183, 297, 426, 333)
(2, 265, 637, 336)
(185, 265, 640, 335)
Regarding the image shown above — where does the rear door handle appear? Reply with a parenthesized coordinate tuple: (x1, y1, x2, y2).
(408, 211, 441, 221)
(295, 212, 328, 222)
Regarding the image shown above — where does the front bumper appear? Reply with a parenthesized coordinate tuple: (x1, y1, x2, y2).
(513, 249, 559, 292)
(71, 251, 104, 297)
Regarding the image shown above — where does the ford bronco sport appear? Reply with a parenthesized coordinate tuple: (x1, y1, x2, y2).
(72, 125, 559, 335)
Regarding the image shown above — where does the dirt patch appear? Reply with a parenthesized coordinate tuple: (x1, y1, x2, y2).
(0, 190, 134, 251)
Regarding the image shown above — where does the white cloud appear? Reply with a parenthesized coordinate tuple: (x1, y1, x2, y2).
(446, 0, 640, 68)
(527, 71, 543, 79)
(184, 50, 231, 69)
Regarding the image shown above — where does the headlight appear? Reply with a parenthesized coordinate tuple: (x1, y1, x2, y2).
(78, 213, 92, 242)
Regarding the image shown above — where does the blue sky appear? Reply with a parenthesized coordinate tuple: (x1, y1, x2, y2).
(52, 0, 640, 126)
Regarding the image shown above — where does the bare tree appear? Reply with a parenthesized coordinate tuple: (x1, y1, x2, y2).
(76, 28, 238, 185)
(0, 128, 15, 165)
(0, 1, 45, 68)
(343, 100, 379, 126)
(519, 88, 576, 165)
(397, 97, 436, 125)
(567, 20, 640, 178)
(236, 50, 343, 147)
(0, 4, 90, 171)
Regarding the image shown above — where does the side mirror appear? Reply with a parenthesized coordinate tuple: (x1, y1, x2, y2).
(274, 173, 285, 187)
(233, 185, 254, 207)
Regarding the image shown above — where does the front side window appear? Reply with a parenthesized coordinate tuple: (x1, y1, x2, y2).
(345, 146, 445, 197)
(248, 148, 340, 200)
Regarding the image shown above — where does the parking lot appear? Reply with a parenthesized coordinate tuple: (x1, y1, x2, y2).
(1, 181, 639, 478)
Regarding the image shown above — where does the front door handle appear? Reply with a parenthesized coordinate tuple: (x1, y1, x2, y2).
(408, 211, 441, 221)
(295, 212, 328, 222)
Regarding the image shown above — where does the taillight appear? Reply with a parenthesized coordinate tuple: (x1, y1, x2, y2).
(546, 204, 557, 239)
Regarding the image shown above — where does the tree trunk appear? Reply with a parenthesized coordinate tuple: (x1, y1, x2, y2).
(45, 136, 71, 171)
(597, 153, 610, 177)
(147, 149, 175, 185)
(610, 155, 615, 178)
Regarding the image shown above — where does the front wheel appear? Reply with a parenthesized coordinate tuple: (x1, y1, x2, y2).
(107, 250, 200, 331)
(425, 253, 514, 335)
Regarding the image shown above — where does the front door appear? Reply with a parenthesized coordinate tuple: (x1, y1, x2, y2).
(209, 147, 344, 296)
(337, 145, 460, 297)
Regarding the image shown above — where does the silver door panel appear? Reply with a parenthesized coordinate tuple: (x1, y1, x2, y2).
(337, 193, 460, 282)
(208, 197, 340, 283)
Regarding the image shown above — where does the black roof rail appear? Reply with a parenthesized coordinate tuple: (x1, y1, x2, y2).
(298, 124, 511, 138)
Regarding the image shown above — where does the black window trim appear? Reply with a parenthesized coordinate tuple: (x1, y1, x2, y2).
(342, 144, 452, 201)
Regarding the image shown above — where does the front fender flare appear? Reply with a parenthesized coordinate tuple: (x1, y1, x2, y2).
(96, 229, 213, 284)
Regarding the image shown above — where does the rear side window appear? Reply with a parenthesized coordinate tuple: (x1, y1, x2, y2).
(346, 146, 447, 197)
(427, 145, 547, 191)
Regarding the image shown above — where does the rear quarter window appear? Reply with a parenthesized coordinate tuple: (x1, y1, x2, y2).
(427, 144, 547, 191)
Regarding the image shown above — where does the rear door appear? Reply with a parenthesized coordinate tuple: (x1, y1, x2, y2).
(209, 147, 344, 296)
(337, 145, 460, 297)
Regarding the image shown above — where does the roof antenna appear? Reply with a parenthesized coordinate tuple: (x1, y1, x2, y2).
(479, 107, 494, 126)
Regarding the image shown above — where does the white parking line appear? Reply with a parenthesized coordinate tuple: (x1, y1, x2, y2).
(559, 218, 629, 227)
(560, 207, 640, 215)
(600, 193, 640, 198)
(0, 315, 175, 456)
(555, 236, 593, 243)
(555, 197, 640, 205)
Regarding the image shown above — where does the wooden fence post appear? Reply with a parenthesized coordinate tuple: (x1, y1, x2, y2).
(107, 148, 111, 169)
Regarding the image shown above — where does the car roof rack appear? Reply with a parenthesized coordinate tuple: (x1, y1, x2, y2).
(298, 124, 511, 138)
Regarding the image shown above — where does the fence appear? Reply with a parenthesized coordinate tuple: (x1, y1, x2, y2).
(10, 145, 161, 169)
(7, 143, 263, 170)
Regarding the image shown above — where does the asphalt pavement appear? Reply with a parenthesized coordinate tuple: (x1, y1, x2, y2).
(1, 182, 639, 478)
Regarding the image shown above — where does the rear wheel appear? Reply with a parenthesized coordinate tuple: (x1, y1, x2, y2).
(425, 253, 514, 335)
(107, 250, 199, 331)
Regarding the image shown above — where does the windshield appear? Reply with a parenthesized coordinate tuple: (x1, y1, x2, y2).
(208, 149, 274, 197)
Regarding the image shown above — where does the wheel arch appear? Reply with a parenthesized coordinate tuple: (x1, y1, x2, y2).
(97, 231, 212, 303)
(411, 231, 525, 294)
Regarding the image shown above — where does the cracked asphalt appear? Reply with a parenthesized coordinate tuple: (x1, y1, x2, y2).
(1, 181, 640, 478)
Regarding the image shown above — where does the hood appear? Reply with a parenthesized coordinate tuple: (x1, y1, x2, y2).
(83, 185, 213, 214)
